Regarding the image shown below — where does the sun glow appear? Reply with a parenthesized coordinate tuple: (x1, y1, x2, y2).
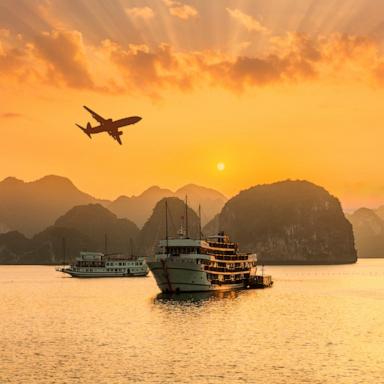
(217, 162, 225, 172)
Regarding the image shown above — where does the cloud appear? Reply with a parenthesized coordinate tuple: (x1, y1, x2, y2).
(226, 8, 269, 34)
(32, 30, 95, 89)
(125, 7, 155, 20)
(0, 112, 23, 119)
(163, 0, 198, 20)
(2, 29, 384, 97)
(0, 30, 39, 81)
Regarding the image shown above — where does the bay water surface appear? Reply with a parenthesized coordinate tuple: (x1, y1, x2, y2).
(1, 260, 383, 383)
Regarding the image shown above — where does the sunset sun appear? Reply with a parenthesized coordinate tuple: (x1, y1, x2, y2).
(217, 162, 225, 172)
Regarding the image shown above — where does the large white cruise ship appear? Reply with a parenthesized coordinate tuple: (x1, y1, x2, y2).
(58, 251, 149, 278)
(147, 230, 263, 293)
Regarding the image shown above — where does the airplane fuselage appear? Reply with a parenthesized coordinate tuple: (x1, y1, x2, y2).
(87, 116, 142, 133)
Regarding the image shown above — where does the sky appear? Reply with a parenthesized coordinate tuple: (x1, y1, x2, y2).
(1, 0, 384, 210)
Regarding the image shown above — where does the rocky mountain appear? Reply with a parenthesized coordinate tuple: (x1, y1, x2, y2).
(375, 205, 384, 221)
(33, 226, 96, 264)
(137, 197, 200, 256)
(109, 184, 227, 228)
(0, 177, 360, 265)
(0, 175, 108, 236)
(0, 175, 227, 237)
(211, 180, 357, 265)
(0, 231, 32, 264)
(175, 184, 227, 227)
(0, 227, 92, 265)
(55, 204, 140, 255)
(347, 208, 384, 258)
(108, 186, 174, 228)
(0, 204, 139, 264)
(203, 213, 220, 236)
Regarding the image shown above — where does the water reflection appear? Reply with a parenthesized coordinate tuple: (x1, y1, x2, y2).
(153, 289, 242, 306)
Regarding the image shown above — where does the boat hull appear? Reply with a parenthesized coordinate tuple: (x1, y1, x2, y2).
(62, 269, 149, 278)
(147, 259, 245, 293)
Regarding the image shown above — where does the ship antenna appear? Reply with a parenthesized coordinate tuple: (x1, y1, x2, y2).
(185, 194, 189, 238)
(165, 199, 169, 252)
(62, 237, 66, 266)
(129, 237, 134, 258)
(198, 204, 202, 240)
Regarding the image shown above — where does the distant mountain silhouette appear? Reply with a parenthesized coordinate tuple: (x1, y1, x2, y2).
(209, 180, 357, 265)
(0, 227, 92, 264)
(109, 184, 226, 228)
(0, 231, 32, 264)
(137, 197, 200, 256)
(0, 175, 108, 236)
(375, 205, 384, 221)
(0, 204, 140, 264)
(175, 184, 227, 227)
(55, 204, 139, 255)
(0, 175, 227, 237)
(108, 186, 174, 228)
(203, 213, 220, 236)
(30, 226, 93, 264)
(0, 177, 359, 265)
(347, 208, 384, 258)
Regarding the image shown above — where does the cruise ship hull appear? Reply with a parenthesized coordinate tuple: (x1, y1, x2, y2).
(61, 269, 148, 278)
(148, 260, 245, 293)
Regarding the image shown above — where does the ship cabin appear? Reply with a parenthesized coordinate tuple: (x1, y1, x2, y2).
(74, 252, 105, 267)
(74, 251, 146, 269)
(155, 232, 257, 286)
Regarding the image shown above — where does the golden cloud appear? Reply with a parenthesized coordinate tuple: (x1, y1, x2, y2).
(226, 8, 269, 34)
(32, 30, 95, 89)
(125, 7, 155, 20)
(163, 0, 198, 20)
(2, 29, 384, 97)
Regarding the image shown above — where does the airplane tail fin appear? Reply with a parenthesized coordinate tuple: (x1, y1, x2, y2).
(76, 123, 92, 139)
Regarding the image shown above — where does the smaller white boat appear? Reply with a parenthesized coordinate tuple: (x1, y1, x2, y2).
(56, 251, 149, 278)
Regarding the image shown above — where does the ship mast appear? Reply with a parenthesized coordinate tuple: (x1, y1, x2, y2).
(165, 199, 169, 252)
(185, 194, 189, 238)
(198, 204, 202, 240)
(62, 237, 66, 266)
(104, 233, 108, 255)
(129, 237, 134, 258)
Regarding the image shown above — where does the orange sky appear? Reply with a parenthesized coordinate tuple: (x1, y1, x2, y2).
(1, 0, 384, 210)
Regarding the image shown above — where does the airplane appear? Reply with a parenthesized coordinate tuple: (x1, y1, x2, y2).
(76, 106, 142, 145)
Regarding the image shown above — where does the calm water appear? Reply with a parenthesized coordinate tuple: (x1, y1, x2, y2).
(0, 260, 383, 384)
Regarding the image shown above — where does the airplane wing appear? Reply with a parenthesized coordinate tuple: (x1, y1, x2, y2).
(115, 135, 122, 145)
(83, 106, 106, 123)
(108, 130, 123, 145)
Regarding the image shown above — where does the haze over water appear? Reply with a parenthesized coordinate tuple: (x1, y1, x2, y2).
(0, 260, 383, 384)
